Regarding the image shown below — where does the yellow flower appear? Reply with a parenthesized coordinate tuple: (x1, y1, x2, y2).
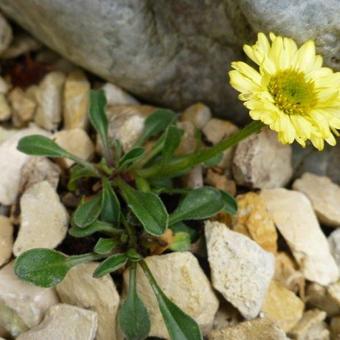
(229, 33, 340, 150)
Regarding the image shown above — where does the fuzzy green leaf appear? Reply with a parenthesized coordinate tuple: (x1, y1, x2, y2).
(101, 178, 121, 223)
(93, 253, 128, 277)
(69, 220, 120, 238)
(169, 232, 191, 252)
(169, 187, 225, 225)
(220, 190, 237, 215)
(68, 164, 98, 191)
(161, 126, 183, 162)
(89, 90, 108, 145)
(118, 147, 145, 169)
(94, 238, 117, 255)
(73, 194, 102, 228)
(118, 264, 150, 340)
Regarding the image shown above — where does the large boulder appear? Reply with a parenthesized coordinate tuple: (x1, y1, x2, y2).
(0, 0, 339, 121)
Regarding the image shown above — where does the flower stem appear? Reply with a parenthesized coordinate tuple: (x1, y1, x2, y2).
(136, 120, 263, 178)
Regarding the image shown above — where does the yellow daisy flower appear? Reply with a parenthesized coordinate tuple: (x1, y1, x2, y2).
(229, 32, 340, 150)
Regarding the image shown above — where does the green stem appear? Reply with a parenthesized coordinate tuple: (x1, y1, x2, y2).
(68, 154, 101, 177)
(67, 252, 105, 267)
(136, 121, 263, 178)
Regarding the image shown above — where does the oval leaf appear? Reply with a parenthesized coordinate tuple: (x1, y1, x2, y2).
(68, 164, 99, 191)
(169, 187, 225, 225)
(220, 190, 237, 215)
(17, 135, 69, 158)
(93, 253, 128, 278)
(118, 147, 145, 169)
(69, 220, 120, 238)
(89, 90, 108, 146)
(161, 125, 183, 162)
(101, 178, 121, 223)
(14, 249, 71, 288)
(73, 194, 102, 228)
(118, 179, 168, 236)
(94, 238, 117, 255)
(118, 264, 150, 340)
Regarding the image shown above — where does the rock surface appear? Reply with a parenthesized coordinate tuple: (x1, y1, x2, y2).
(0, 262, 58, 335)
(293, 173, 340, 227)
(205, 221, 274, 319)
(0, 12, 12, 54)
(208, 318, 288, 340)
(16, 304, 97, 340)
(182, 103, 211, 130)
(102, 83, 138, 106)
(261, 189, 339, 286)
(123, 252, 219, 338)
(14, 181, 68, 256)
(56, 262, 120, 340)
(329, 229, 340, 272)
(0, 215, 13, 266)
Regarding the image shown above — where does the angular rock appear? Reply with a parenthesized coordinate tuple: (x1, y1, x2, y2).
(183, 165, 203, 189)
(0, 76, 9, 94)
(233, 192, 278, 253)
(205, 221, 274, 319)
(0, 12, 12, 54)
(288, 309, 329, 340)
(212, 302, 241, 331)
(17, 304, 97, 340)
(0, 94, 11, 121)
(53, 128, 94, 168)
(329, 229, 340, 272)
(0, 126, 49, 205)
(182, 102, 212, 129)
(56, 262, 120, 340)
(261, 188, 339, 285)
(35, 71, 66, 130)
(0, 262, 58, 335)
(0, 215, 13, 266)
(18, 157, 60, 193)
(63, 70, 90, 129)
(8, 87, 36, 127)
(233, 129, 292, 189)
(208, 318, 288, 340)
(14, 181, 68, 256)
(293, 173, 340, 228)
(206, 168, 237, 196)
(102, 83, 138, 106)
(123, 252, 219, 338)
(262, 280, 304, 332)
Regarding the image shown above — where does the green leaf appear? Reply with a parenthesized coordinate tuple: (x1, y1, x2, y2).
(118, 147, 145, 169)
(136, 109, 176, 145)
(118, 264, 150, 340)
(126, 249, 143, 262)
(68, 164, 98, 191)
(89, 90, 108, 147)
(203, 152, 223, 167)
(220, 190, 237, 215)
(73, 194, 102, 228)
(94, 238, 117, 255)
(118, 179, 168, 236)
(93, 253, 128, 278)
(141, 261, 202, 340)
(169, 187, 225, 225)
(161, 126, 183, 162)
(169, 232, 191, 252)
(169, 222, 198, 242)
(17, 135, 69, 158)
(101, 178, 121, 223)
(69, 220, 120, 238)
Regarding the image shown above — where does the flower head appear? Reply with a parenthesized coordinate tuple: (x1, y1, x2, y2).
(229, 33, 340, 150)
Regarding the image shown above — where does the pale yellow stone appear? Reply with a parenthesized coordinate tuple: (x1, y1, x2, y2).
(63, 70, 90, 129)
(206, 168, 237, 196)
(176, 121, 197, 155)
(262, 280, 304, 332)
(102, 82, 138, 106)
(233, 192, 278, 253)
(0, 216, 13, 266)
(0, 94, 11, 121)
(181, 102, 211, 129)
(0, 76, 9, 94)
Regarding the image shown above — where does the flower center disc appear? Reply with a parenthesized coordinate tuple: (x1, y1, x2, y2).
(268, 70, 317, 115)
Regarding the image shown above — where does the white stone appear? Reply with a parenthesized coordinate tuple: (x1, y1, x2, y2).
(0, 126, 49, 205)
(63, 70, 90, 129)
(205, 221, 274, 319)
(0, 12, 12, 55)
(0, 262, 58, 335)
(0, 94, 11, 121)
(233, 128, 293, 189)
(123, 252, 219, 338)
(0, 215, 13, 266)
(293, 173, 340, 228)
(0, 76, 9, 94)
(329, 229, 340, 272)
(56, 262, 120, 340)
(53, 128, 94, 167)
(14, 181, 68, 256)
(35, 71, 66, 130)
(102, 82, 138, 106)
(182, 102, 212, 129)
(261, 188, 339, 285)
(17, 304, 97, 340)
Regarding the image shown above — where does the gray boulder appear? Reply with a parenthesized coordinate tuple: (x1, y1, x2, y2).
(0, 0, 339, 121)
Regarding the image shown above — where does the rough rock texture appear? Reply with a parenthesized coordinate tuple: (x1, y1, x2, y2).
(181, 103, 212, 130)
(16, 304, 97, 340)
(208, 318, 288, 340)
(0, 126, 49, 205)
(0, 12, 12, 55)
(14, 181, 68, 256)
(205, 221, 274, 319)
(0, 94, 11, 121)
(56, 262, 120, 340)
(262, 280, 304, 332)
(261, 189, 339, 286)
(123, 252, 219, 338)
(329, 229, 340, 271)
(293, 173, 340, 227)
(102, 83, 139, 106)
(0, 262, 58, 335)
(233, 129, 292, 189)
(0, 215, 13, 266)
